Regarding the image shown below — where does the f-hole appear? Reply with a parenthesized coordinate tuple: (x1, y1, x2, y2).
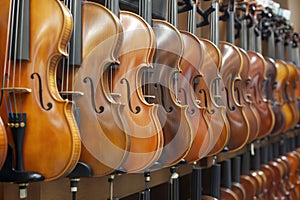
(154, 82, 173, 113)
(120, 78, 141, 114)
(83, 77, 104, 114)
(194, 76, 215, 114)
(30, 73, 52, 111)
(222, 87, 235, 111)
(178, 88, 195, 114)
(198, 89, 215, 114)
(234, 86, 241, 105)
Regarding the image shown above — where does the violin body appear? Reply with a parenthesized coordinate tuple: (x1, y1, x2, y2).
(264, 57, 286, 135)
(236, 48, 260, 143)
(194, 39, 229, 156)
(285, 62, 300, 129)
(231, 182, 246, 200)
(219, 42, 249, 151)
(145, 19, 192, 167)
(247, 51, 275, 138)
(110, 11, 164, 172)
(295, 67, 300, 124)
(178, 31, 211, 162)
(260, 164, 276, 200)
(240, 175, 257, 200)
(68, 2, 130, 176)
(268, 160, 288, 198)
(0, 0, 81, 180)
(274, 60, 294, 132)
(0, 117, 7, 169)
(220, 188, 239, 200)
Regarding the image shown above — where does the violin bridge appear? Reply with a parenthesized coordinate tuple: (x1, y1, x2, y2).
(60, 91, 84, 98)
(1, 87, 31, 94)
(144, 95, 156, 103)
(111, 93, 122, 101)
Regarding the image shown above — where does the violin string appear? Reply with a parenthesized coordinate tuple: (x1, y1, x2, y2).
(71, 0, 77, 104)
(2, 0, 14, 118)
(17, 0, 26, 117)
(11, 0, 22, 117)
(65, 0, 71, 95)
(60, 0, 67, 94)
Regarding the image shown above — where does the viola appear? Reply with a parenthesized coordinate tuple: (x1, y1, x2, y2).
(0, 0, 81, 180)
(144, 0, 192, 167)
(110, 0, 164, 172)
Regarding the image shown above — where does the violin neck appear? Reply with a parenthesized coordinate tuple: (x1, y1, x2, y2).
(286, 40, 293, 62)
(106, 0, 119, 17)
(267, 30, 276, 59)
(210, 0, 219, 47)
(248, 25, 257, 52)
(139, 0, 152, 25)
(187, 1, 197, 35)
(276, 36, 285, 60)
(239, 12, 248, 50)
(226, 0, 235, 44)
(66, 0, 82, 65)
(167, 0, 178, 28)
(10, 0, 30, 60)
(292, 39, 300, 66)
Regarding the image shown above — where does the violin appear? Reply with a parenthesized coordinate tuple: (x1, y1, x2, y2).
(291, 33, 300, 123)
(268, 142, 290, 198)
(144, 0, 192, 167)
(0, 0, 81, 180)
(256, 22, 285, 136)
(218, 0, 250, 151)
(259, 145, 277, 199)
(249, 147, 268, 200)
(274, 49, 294, 132)
(220, 160, 239, 200)
(58, 0, 131, 177)
(245, 2, 275, 139)
(264, 57, 286, 135)
(177, 0, 211, 162)
(284, 31, 300, 129)
(260, 11, 294, 133)
(0, 117, 7, 169)
(230, 157, 246, 200)
(239, 152, 258, 200)
(194, 0, 230, 156)
(110, 0, 164, 172)
(234, 1, 261, 142)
